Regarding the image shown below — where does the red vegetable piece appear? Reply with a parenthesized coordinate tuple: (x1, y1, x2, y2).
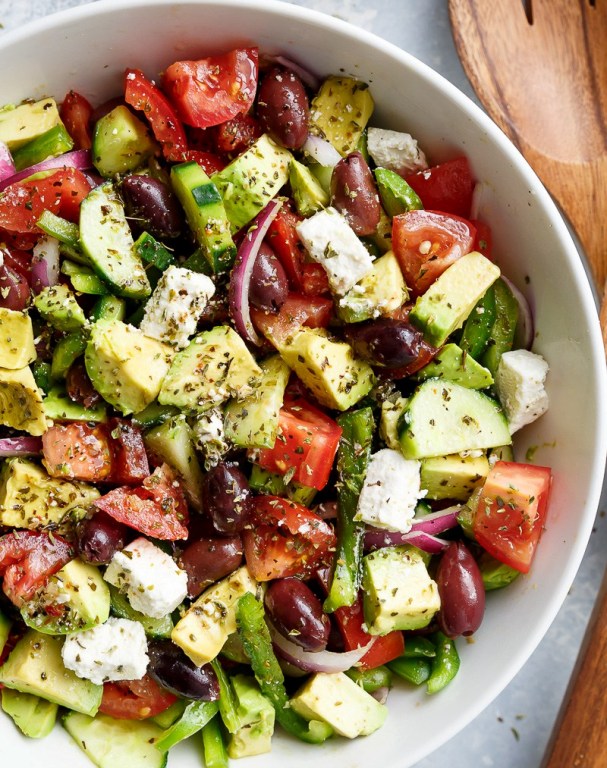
(99, 674, 177, 720)
(405, 156, 476, 218)
(60, 90, 94, 150)
(265, 202, 305, 291)
(251, 293, 333, 347)
(42, 422, 113, 482)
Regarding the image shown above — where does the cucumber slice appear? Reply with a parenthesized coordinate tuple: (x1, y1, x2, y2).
(398, 378, 512, 459)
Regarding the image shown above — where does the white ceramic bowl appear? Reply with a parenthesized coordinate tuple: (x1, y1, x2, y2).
(1, 1, 606, 766)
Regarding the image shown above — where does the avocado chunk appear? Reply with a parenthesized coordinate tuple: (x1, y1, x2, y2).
(0, 608, 10, 655)
(379, 394, 409, 450)
(43, 386, 107, 423)
(309, 76, 374, 155)
(212, 133, 292, 232)
(0, 366, 48, 435)
(337, 250, 408, 323)
(0, 307, 36, 369)
(171, 566, 257, 667)
(414, 342, 494, 389)
(290, 671, 386, 738)
(374, 166, 423, 216)
(158, 325, 262, 412)
(0, 98, 61, 150)
(227, 674, 275, 758)
(0, 630, 102, 716)
(12, 122, 74, 172)
(0, 457, 99, 529)
(33, 283, 87, 332)
(109, 585, 173, 639)
(362, 545, 440, 633)
(1, 688, 58, 738)
(420, 452, 490, 500)
(85, 319, 174, 416)
(409, 251, 501, 348)
(276, 327, 375, 411)
(289, 158, 329, 216)
(92, 105, 157, 177)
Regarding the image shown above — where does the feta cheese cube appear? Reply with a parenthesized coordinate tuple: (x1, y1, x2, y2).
(296, 207, 374, 295)
(354, 448, 425, 532)
(367, 127, 428, 175)
(140, 265, 215, 349)
(61, 617, 149, 685)
(192, 407, 230, 469)
(104, 537, 188, 618)
(495, 349, 549, 434)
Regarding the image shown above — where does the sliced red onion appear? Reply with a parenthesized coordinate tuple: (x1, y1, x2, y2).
(302, 134, 342, 167)
(0, 437, 42, 456)
(364, 527, 449, 555)
(262, 54, 320, 90)
(0, 141, 16, 181)
(0, 149, 92, 192)
(501, 274, 535, 350)
(313, 500, 338, 520)
(371, 686, 390, 705)
(470, 181, 491, 221)
(229, 198, 283, 346)
(268, 619, 374, 674)
(31, 235, 61, 293)
(410, 505, 461, 536)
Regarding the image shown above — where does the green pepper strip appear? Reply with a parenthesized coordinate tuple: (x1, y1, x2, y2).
(402, 636, 437, 659)
(480, 278, 519, 376)
(388, 657, 432, 686)
(459, 285, 496, 359)
(154, 699, 218, 752)
(202, 715, 229, 768)
(236, 592, 333, 744)
(211, 658, 240, 734)
(323, 406, 375, 613)
(345, 665, 393, 694)
(426, 632, 460, 695)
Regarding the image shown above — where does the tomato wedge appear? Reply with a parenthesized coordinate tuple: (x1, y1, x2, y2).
(59, 90, 94, 150)
(265, 202, 306, 291)
(333, 596, 405, 670)
(405, 156, 476, 218)
(162, 47, 258, 129)
(99, 674, 177, 720)
(107, 417, 150, 485)
(42, 422, 113, 482)
(251, 293, 333, 347)
(215, 113, 261, 156)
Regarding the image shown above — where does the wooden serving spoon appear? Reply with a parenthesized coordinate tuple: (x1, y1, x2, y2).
(448, 1, 607, 766)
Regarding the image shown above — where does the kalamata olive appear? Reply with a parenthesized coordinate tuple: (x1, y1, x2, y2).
(345, 318, 433, 369)
(147, 639, 220, 700)
(436, 540, 486, 637)
(257, 66, 310, 149)
(66, 361, 101, 409)
(265, 577, 331, 652)
(203, 462, 251, 534)
(249, 242, 289, 312)
(121, 175, 183, 240)
(0, 265, 29, 311)
(77, 511, 129, 564)
(179, 536, 244, 598)
(330, 151, 381, 236)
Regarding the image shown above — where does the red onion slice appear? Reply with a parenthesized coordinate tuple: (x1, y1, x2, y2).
(410, 505, 461, 536)
(31, 235, 61, 293)
(0, 141, 16, 182)
(262, 54, 320, 90)
(302, 134, 342, 167)
(229, 198, 283, 346)
(0, 149, 92, 192)
(501, 274, 535, 351)
(0, 437, 42, 456)
(364, 527, 449, 555)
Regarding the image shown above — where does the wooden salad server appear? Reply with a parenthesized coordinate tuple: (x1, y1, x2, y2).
(448, 1, 607, 765)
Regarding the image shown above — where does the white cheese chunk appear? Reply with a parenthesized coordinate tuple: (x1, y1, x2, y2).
(354, 448, 425, 532)
(495, 349, 549, 434)
(191, 407, 230, 468)
(295, 207, 374, 295)
(104, 537, 188, 618)
(140, 265, 215, 349)
(61, 617, 149, 685)
(366, 127, 428, 175)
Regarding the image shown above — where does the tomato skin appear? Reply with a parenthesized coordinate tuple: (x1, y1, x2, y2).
(162, 47, 258, 129)
(405, 156, 476, 218)
(107, 417, 150, 485)
(265, 203, 305, 291)
(214, 113, 261, 156)
(392, 209, 476, 297)
(59, 90, 94, 150)
(180, 149, 225, 174)
(256, 396, 342, 491)
(42, 422, 113, 482)
(99, 675, 177, 720)
(301, 262, 331, 296)
(251, 293, 333, 347)
(472, 461, 552, 573)
(0, 264, 30, 311)
(333, 596, 404, 669)
(471, 218, 493, 259)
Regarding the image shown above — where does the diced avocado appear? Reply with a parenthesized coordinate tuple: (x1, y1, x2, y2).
(0, 458, 99, 529)
(92, 105, 157, 177)
(21, 558, 110, 635)
(289, 158, 329, 216)
(158, 325, 262, 412)
(0, 307, 36, 369)
(0, 366, 48, 436)
(414, 343, 494, 389)
(367, 205, 393, 253)
(224, 354, 290, 449)
(409, 251, 501, 348)
(12, 122, 74, 172)
(50, 329, 88, 380)
(171, 161, 236, 272)
(420, 452, 490, 500)
(172, 566, 257, 667)
(374, 167, 423, 216)
(337, 250, 408, 323)
(63, 711, 167, 768)
(290, 672, 386, 738)
(362, 545, 440, 634)
(308, 162, 333, 194)
(379, 394, 409, 449)
(489, 443, 515, 463)
(109, 585, 173, 639)
(85, 319, 174, 416)
(248, 464, 317, 507)
(276, 327, 375, 411)
(1, 688, 58, 738)
(80, 182, 151, 300)
(33, 283, 87, 332)
(0, 98, 61, 150)
(478, 551, 521, 591)
(309, 76, 374, 156)
(43, 386, 107, 423)
(227, 675, 275, 758)
(0, 630, 102, 716)
(0, 608, 11, 655)
(212, 134, 292, 232)
(398, 379, 512, 460)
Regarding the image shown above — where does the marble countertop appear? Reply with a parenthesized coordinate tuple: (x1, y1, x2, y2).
(1, 1, 605, 766)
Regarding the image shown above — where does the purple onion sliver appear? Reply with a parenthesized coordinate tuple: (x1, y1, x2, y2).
(371, 686, 390, 705)
(262, 53, 320, 90)
(410, 505, 461, 535)
(302, 134, 342, 167)
(31, 235, 61, 293)
(501, 274, 535, 350)
(0, 141, 16, 182)
(364, 527, 450, 554)
(0, 437, 43, 456)
(0, 149, 93, 193)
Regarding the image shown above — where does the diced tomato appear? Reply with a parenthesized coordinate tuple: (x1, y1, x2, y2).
(333, 596, 405, 669)
(251, 293, 333, 347)
(107, 417, 150, 485)
(472, 461, 552, 573)
(392, 209, 476, 297)
(162, 47, 258, 129)
(59, 90, 94, 150)
(471, 218, 493, 260)
(214, 113, 261, 156)
(99, 675, 177, 720)
(256, 395, 342, 491)
(1, 247, 31, 281)
(243, 496, 336, 581)
(94, 463, 189, 540)
(179, 149, 225, 174)
(0, 531, 73, 606)
(42, 422, 113, 482)
(301, 262, 331, 296)
(265, 203, 305, 291)
(124, 68, 188, 162)
(405, 156, 476, 219)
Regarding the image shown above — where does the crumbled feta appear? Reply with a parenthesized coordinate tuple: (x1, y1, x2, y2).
(104, 537, 188, 618)
(192, 408, 230, 469)
(140, 265, 215, 348)
(367, 127, 428, 175)
(354, 448, 425, 532)
(61, 617, 149, 685)
(296, 207, 374, 295)
(494, 349, 549, 434)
